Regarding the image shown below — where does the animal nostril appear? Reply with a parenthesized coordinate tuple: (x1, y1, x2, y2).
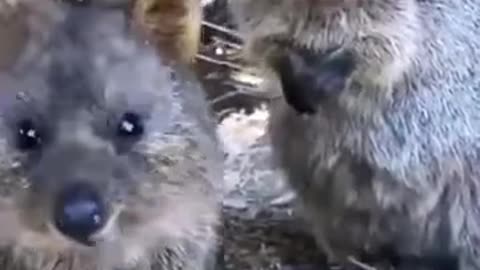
(54, 182, 106, 245)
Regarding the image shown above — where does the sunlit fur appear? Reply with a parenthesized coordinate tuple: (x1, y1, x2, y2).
(131, 0, 202, 65)
(229, 0, 480, 269)
(0, 2, 222, 269)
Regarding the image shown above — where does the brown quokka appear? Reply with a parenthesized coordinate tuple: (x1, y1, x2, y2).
(130, 0, 202, 65)
(0, 0, 223, 269)
(228, 0, 480, 269)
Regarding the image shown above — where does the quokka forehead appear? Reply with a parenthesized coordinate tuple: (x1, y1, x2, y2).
(0, 8, 178, 120)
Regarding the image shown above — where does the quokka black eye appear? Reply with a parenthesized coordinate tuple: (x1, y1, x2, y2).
(16, 119, 42, 151)
(117, 112, 144, 138)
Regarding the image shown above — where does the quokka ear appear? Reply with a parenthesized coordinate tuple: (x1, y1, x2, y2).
(130, 0, 202, 65)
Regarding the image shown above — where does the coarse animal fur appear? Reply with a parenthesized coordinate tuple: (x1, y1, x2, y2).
(0, 1, 223, 269)
(0, 0, 29, 70)
(130, 0, 202, 65)
(228, 0, 480, 269)
(0, 0, 202, 67)
(63, 0, 203, 65)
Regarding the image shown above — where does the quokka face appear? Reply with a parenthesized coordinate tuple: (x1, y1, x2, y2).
(0, 2, 223, 269)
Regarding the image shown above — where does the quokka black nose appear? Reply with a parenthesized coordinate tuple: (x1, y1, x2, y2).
(54, 182, 106, 245)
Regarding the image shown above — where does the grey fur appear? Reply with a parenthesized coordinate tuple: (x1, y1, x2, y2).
(228, 0, 480, 269)
(0, 2, 223, 270)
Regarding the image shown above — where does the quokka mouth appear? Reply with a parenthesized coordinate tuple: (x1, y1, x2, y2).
(88, 204, 124, 245)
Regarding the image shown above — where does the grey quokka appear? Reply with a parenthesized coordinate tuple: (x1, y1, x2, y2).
(228, 0, 480, 269)
(0, 1, 223, 269)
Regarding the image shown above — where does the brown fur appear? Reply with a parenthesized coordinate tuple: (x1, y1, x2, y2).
(0, 3, 28, 70)
(229, 0, 480, 269)
(131, 0, 202, 65)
